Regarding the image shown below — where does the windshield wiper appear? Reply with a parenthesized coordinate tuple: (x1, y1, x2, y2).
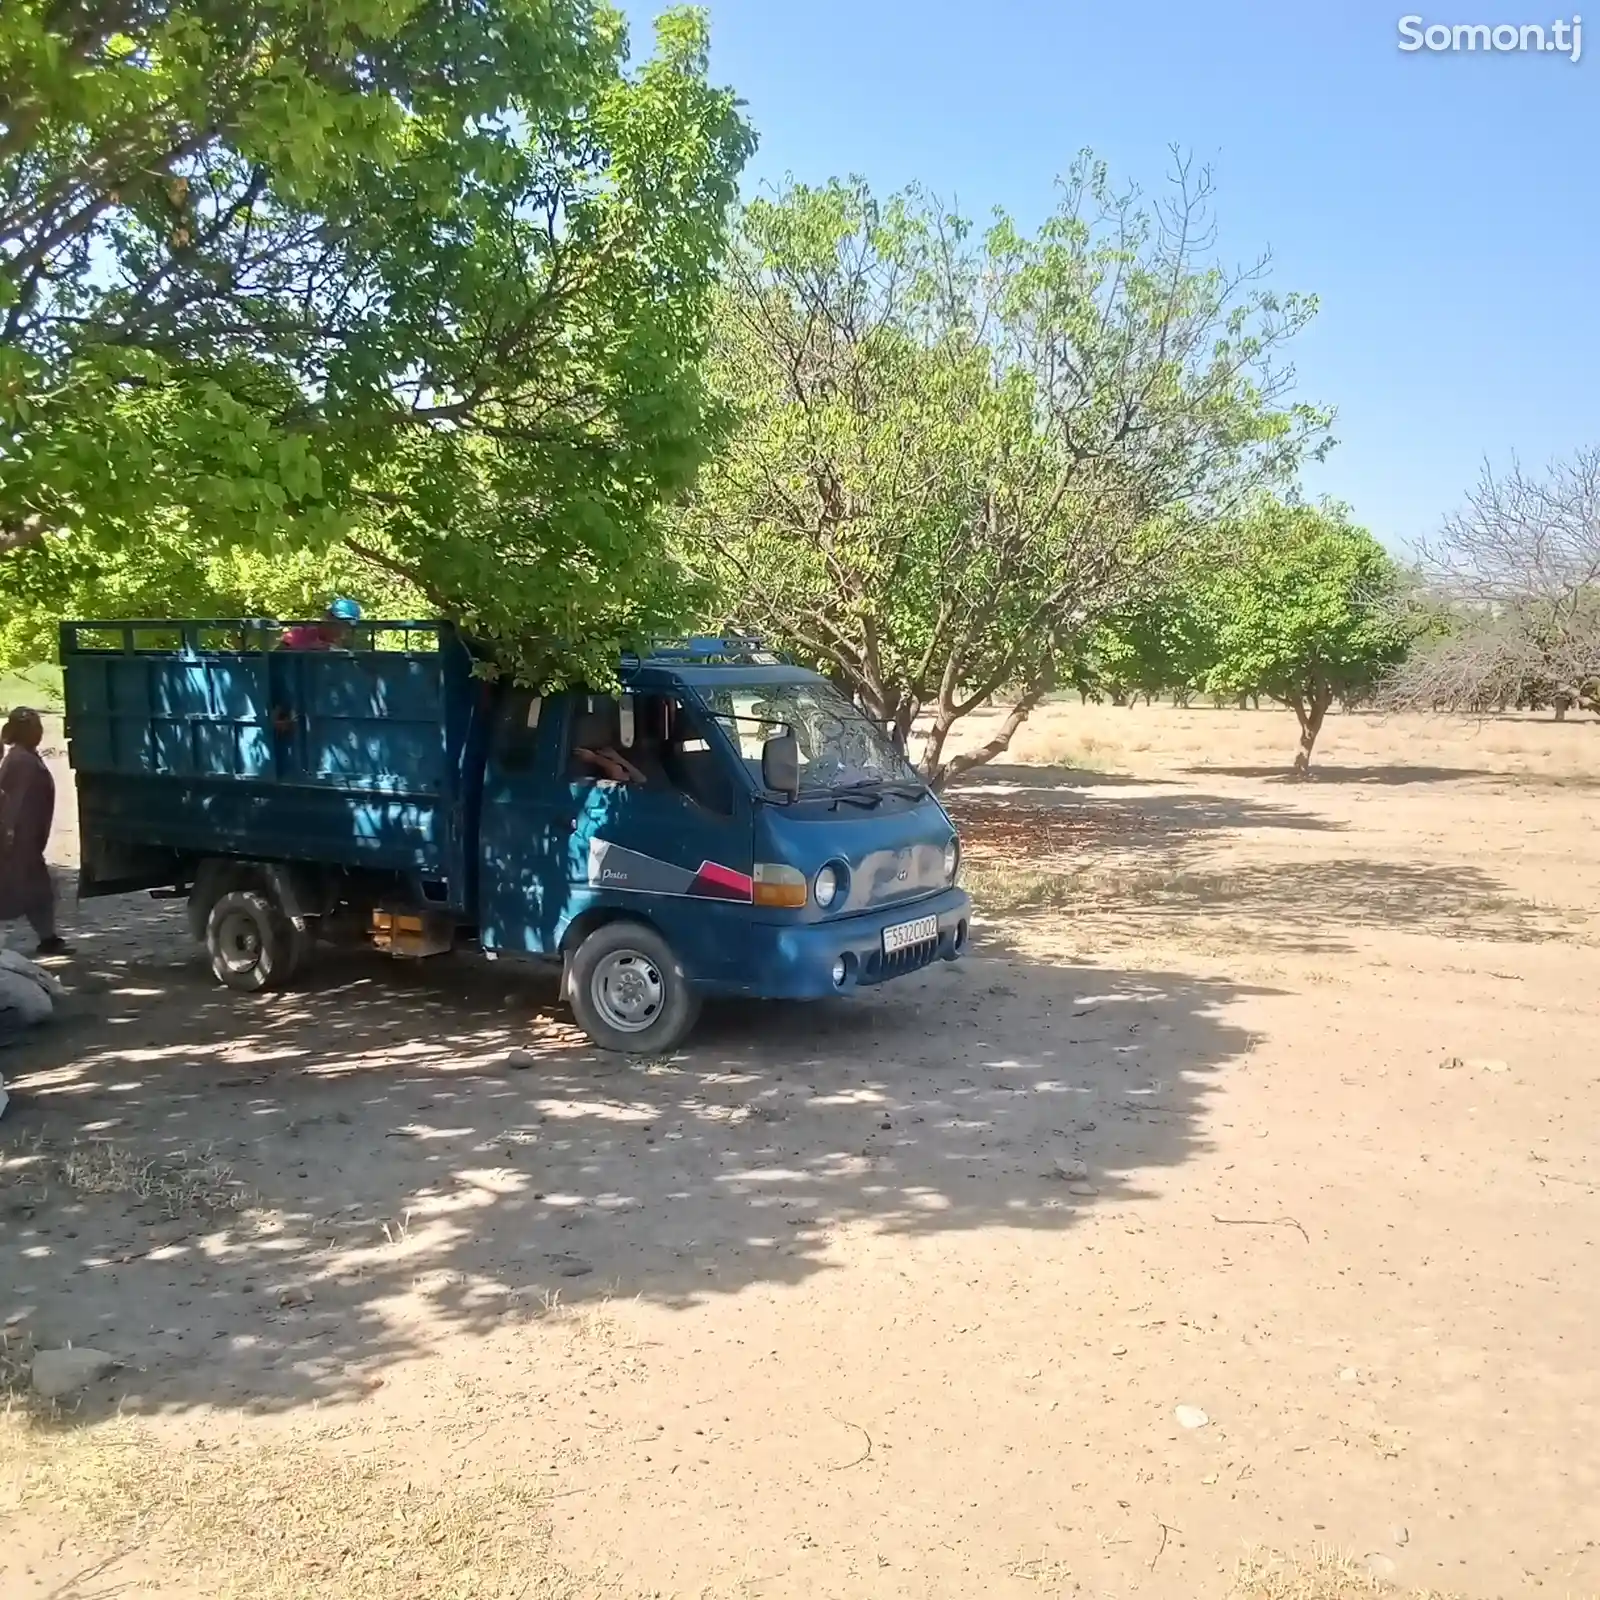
(828, 782, 883, 810)
(831, 776, 927, 801)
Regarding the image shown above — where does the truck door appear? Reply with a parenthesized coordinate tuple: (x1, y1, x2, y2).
(565, 690, 754, 907)
(478, 690, 754, 957)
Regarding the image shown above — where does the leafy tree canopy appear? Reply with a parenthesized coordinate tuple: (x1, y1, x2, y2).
(682, 159, 1329, 787)
(1198, 499, 1417, 774)
(0, 518, 421, 669)
(1, 0, 751, 681)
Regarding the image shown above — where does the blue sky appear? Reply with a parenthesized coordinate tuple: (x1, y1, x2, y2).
(620, 0, 1598, 553)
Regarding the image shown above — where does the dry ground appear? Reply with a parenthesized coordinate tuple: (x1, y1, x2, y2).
(3, 703, 1599, 1599)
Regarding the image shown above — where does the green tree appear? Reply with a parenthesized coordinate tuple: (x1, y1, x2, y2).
(1087, 570, 1218, 706)
(1, 1, 750, 682)
(1199, 501, 1417, 776)
(0, 520, 422, 670)
(682, 160, 1327, 788)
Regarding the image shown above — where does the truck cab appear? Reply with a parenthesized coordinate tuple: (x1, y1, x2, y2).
(61, 623, 970, 1052)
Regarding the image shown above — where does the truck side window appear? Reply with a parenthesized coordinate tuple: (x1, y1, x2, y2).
(492, 690, 541, 774)
(489, 688, 547, 774)
(662, 698, 734, 816)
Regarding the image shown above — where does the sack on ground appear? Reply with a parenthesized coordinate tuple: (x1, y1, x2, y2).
(0, 951, 56, 1030)
(0, 947, 64, 998)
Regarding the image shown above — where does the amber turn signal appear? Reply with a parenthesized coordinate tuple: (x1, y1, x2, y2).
(752, 862, 808, 908)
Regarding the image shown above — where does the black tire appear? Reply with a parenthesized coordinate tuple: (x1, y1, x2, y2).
(567, 921, 700, 1054)
(205, 889, 307, 993)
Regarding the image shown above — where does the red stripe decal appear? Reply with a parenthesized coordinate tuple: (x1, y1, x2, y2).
(690, 860, 754, 900)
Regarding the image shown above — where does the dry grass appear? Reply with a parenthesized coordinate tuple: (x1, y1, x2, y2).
(1230, 1549, 1457, 1599)
(1007, 729, 1129, 774)
(0, 1417, 573, 1600)
(0, 1326, 36, 1404)
(2, 1134, 254, 1219)
(962, 856, 1099, 916)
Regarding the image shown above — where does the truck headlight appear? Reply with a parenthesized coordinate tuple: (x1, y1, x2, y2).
(943, 837, 960, 884)
(814, 863, 842, 908)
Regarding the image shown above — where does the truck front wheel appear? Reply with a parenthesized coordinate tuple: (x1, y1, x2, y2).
(206, 890, 306, 993)
(568, 922, 700, 1054)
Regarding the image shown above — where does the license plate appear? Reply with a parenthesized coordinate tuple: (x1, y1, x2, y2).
(883, 914, 938, 954)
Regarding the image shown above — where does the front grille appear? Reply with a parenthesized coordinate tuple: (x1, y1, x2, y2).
(864, 936, 940, 983)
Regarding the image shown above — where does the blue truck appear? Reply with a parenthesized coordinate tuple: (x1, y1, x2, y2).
(60, 621, 971, 1052)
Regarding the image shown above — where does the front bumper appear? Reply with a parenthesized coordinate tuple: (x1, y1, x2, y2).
(692, 887, 972, 1000)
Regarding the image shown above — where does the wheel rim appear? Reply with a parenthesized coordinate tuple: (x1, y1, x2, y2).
(590, 949, 665, 1033)
(216, 910, 264, 975)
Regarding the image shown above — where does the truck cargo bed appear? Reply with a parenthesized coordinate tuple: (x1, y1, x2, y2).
(61, 621, 482, 904)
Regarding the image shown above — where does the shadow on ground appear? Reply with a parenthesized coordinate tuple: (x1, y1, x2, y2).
(1187, 763, 1499, 787)
(945, 765, 1339, 859)
(1137, 857, 1570, 950)
(1187, 761, 1600, 790)
(0, 906, 1266, 1422)
(969, 854, 1576, 957)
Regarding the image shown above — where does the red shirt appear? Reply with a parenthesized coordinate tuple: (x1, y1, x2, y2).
(280, 624, 336, 650)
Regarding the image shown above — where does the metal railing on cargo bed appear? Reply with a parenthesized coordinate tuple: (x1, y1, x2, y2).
(59, 618, 468, 796)
(60, 619, 478, 885)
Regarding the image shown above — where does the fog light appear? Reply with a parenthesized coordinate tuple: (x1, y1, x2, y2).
(831, 957, 848, 987)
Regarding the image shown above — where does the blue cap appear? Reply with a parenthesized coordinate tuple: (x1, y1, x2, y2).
(327, 597, 362, 622)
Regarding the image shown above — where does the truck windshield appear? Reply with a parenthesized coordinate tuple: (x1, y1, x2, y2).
(699, 680, 924, 795)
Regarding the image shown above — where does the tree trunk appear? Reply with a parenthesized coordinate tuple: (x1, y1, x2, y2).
(1290, 692, 1330, 779)
(891, 700, 916, 753)
(925, 659, 1057, 792)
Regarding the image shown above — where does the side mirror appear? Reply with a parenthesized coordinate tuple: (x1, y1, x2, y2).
(761, 730, 800, 798)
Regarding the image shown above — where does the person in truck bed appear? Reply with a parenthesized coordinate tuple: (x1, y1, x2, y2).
(280, 597, 361, 650)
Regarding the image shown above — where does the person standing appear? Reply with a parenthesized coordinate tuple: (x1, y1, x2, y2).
(0, 708, 68, 955)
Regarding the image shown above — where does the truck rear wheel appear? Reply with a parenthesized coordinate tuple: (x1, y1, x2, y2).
(568, 921, 700, 1054)
(206, 890, 306, 993)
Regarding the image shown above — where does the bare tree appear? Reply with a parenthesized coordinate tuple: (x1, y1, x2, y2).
(1386, 451, 1600, 718)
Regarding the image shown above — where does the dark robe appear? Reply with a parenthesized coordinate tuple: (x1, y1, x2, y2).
(0, 745, 55, 921)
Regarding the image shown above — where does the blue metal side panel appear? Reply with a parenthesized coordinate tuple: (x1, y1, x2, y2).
(61, 622, 480, 898)
(66, 653, 279, 780)
(74, 772, 456, 879)
(288, 651, 452, 792)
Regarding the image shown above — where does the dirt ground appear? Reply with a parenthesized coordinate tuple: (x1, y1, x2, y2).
(3, 702, 1599, 1600)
